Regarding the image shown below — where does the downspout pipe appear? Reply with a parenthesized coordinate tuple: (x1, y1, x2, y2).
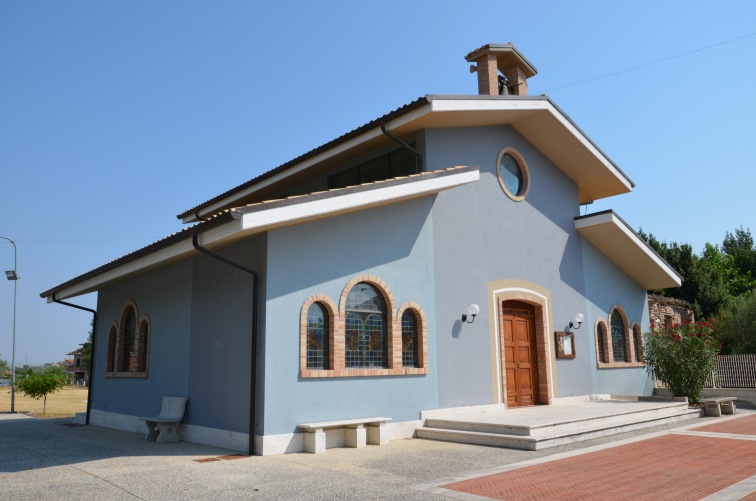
(380, 122, 421, 174)
(52, 294, 97, 426)
(192, 234, 260, 456)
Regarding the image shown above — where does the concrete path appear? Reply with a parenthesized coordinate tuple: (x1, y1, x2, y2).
(1, 411, 754, 500)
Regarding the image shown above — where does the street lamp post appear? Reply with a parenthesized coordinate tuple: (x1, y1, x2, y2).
(1, 236, 18, 414)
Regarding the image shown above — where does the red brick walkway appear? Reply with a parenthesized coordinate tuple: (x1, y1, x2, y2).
(691, 413, 756, 435)
(442, 430, 756, 500)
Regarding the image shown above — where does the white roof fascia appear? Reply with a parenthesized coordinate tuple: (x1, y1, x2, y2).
(240, 169, 480, 232)
(430, 98, 633, 193)
(48, 218, 244, 301)
(575, 212, 681, 288)
(182, 103, 434, 224)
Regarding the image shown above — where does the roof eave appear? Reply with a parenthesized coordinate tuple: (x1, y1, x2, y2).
(575, 210, 683, 290)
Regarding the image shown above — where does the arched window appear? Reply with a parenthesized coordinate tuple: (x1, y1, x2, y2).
(596, 322, 608, 364)
(401, 309, 419, 368)
(106, 325, 117, 373)
(610, 310, 627, 362)
(633, 324, 643, 362)
(306, 303, 329, 369)
(345, 282, 387, 368)
(136, 317, 150, 373)
(119, 305, 137, 372)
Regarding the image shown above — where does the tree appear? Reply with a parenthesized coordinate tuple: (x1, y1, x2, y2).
(16, 365, 68, 415)
(715, 291, 756, 354)
(638, 229, 756, 318)
(0, 355, 8, 377)
(723, 227, 756, 295)
(691, 243, 733, 318)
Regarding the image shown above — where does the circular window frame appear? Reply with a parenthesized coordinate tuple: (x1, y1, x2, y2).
(496, 147, 530, 202)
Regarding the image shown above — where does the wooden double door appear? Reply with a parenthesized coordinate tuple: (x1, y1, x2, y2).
(501, 301, 539, 407)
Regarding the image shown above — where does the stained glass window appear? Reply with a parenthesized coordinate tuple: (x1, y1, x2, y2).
(633, 324, 643, 362)
(402, 310, 419, 368)
(611, 310, 626, 362)
(306, 303, 329, 369)
(345, 283, 387, 368)
(121, 306, 136, 371)
(499, 153, 523, 196)
(597, 322, 607, 363)
(107, 326, 116, 372)
(137, 319, 150, 372)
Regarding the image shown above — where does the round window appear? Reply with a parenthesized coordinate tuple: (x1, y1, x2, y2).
(496, 148, 530, 201)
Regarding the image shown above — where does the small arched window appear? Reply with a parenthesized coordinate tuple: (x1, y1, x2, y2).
(610, 310, 627, 362)
(106, 325, 117, 373)
(137, 317, 150, 373)
(633, 324, 643, 362)
(120, 305, 137, 372)
(596, 322, 608, 364)
(345, 282, 387, 368)
(306, 303, 329, 369)
(401, 309, 419, 368)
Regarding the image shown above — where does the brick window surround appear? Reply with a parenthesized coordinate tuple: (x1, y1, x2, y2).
(106, 300, 151, 378)
(299, 275, 428, 378)
(594, 305, 644, 369)
(496, 146, 531, 202)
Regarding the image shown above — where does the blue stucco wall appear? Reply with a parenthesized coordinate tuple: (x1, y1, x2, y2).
(93, 260, 193, 417)
(424, 125, 593, 406)
(187, 235, 267, 435)
(581, 241, 655, 395)
(92, 236, 267, 435)
(262, 197, 437, 435)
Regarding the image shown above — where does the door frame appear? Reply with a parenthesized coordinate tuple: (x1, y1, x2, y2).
(489, 283, 554, 406)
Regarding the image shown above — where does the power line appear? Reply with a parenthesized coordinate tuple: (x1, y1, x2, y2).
(539, 31, 756, 93)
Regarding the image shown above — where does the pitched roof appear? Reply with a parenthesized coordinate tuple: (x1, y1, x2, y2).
(176, 97, 431, 222)
(41, 166, 478, 300)
(177, 94, 634, 224)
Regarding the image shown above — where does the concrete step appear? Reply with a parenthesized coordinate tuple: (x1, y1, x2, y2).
(417, 406, 701, 451)
(424, 401, 692, 438)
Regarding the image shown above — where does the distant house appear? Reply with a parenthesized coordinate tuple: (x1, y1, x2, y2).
(41, 43, 681, 455)
(65, 346, 87, 384)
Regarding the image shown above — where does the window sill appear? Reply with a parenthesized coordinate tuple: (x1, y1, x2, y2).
(300, 367, 428, 378)
(105, 371, 148, 378)
(596, 361, 645, 369)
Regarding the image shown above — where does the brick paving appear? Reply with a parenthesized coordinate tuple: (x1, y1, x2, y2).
(691, 413, 756, 436)
(442, 432, 756, 500)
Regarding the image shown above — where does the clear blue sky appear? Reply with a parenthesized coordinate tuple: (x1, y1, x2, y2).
(1, 1, 755, 366)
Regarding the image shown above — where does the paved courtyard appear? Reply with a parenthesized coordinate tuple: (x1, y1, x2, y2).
(1, 411, 754, 500)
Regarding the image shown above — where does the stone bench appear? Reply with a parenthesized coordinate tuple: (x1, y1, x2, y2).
(700, 397, 737, 417)
(298, 417, 391, 454)
(139, 396, 188, 444)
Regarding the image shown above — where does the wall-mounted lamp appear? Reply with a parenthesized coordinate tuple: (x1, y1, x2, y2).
(569, 313, 585, 330)
(462, 304, 480, 324)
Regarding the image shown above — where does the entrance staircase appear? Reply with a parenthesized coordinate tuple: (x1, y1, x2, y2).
(416, 398, 701, 450)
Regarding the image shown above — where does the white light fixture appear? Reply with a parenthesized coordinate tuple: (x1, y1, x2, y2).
(570, 313, 585, 330)
(462, 304, 480, 324)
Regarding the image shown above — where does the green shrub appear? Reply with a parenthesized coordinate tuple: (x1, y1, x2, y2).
(16, 365, 68, 415)
(644, 319, 718, 404)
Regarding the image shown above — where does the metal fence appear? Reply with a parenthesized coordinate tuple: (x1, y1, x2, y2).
(655, 354, 756, 388)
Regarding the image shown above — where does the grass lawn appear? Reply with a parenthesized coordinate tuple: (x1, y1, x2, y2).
(0, 385, 88, 418)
